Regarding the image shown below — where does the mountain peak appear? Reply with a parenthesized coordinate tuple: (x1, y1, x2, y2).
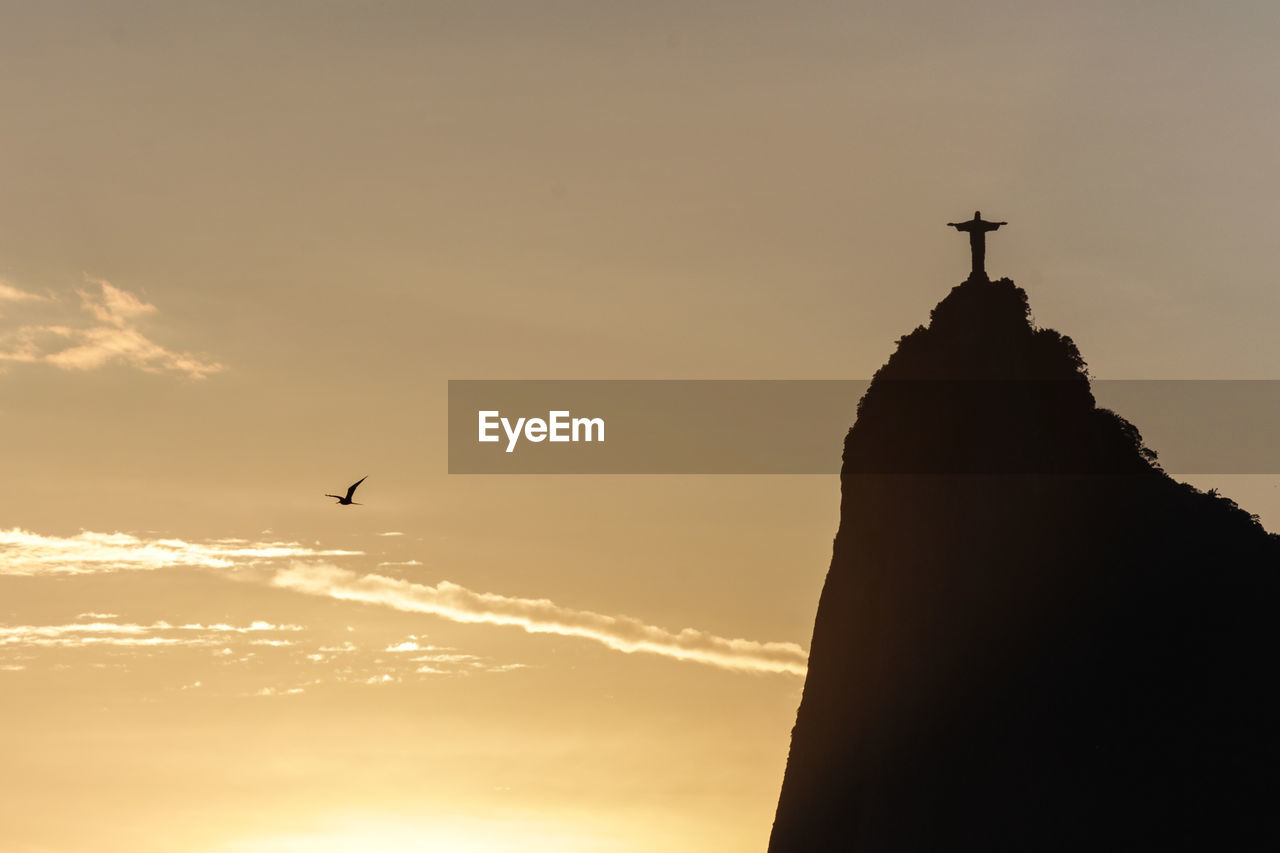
(845, 277, 1152, 475)
(883, 277, 1084, 381)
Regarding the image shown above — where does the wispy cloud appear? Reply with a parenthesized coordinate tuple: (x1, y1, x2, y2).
(0, 528, 360, 576)
(0, 276, 223, 378)
(0, 617, 518, 693)
(2, 527, 808, 677)
(271, 564, 809, 676)
(255, 685, 307, 696)
(0, 281, 49, 305)
(0, 620, 301, 648)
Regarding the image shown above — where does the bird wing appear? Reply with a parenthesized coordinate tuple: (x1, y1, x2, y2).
(325, 494, 342, 500)
(345, 476, 368, 500)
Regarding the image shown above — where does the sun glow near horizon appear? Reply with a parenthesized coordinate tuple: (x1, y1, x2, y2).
(211, 813, 640, 853)
(0, 521, 802, 853)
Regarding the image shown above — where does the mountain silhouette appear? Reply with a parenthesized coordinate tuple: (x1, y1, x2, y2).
(769, 276, 1279, 851)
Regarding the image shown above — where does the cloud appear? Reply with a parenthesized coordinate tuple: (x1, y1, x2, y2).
(271, 564, 809, 676)
(2, 526, 808, 677)
(0, 612, 521, 688)
(0, 276, 224, 378)
(0, 528, 360, 576)
(255, 685, 306, 696)
(0, 620, 302, 648)
(0, 281, 49, 304)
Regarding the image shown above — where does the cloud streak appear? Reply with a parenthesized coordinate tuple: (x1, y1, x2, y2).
(1, 527, 808, 677)
(0, 281, 49, 305)
(0, 620, 301, 648)
(271, 564, 809, 676)
(0, 617, 520, 690)
(0, 528, 360, 576)
(0, 276, 223, 378)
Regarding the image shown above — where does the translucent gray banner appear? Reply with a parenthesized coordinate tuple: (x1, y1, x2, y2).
(447, 380, 1280, 474)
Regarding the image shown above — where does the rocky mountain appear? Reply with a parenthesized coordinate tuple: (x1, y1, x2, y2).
(769, 277, 1279, 851)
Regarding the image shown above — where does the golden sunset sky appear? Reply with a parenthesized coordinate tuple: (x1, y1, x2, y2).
(2, 3, 1278, 851)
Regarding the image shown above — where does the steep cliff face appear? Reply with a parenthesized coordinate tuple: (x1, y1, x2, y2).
(769, 278, 1279, 852)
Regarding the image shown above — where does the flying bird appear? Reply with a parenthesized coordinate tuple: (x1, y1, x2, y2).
(326, 476, 367, 506)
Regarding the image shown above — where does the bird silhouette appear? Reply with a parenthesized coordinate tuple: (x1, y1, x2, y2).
(326, 476, 367, 506)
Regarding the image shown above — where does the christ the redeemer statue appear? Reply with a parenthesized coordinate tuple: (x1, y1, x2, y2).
(948, 211, 1006, 281)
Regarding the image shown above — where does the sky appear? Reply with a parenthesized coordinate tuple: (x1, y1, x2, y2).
(1, 2, 1278, 851)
